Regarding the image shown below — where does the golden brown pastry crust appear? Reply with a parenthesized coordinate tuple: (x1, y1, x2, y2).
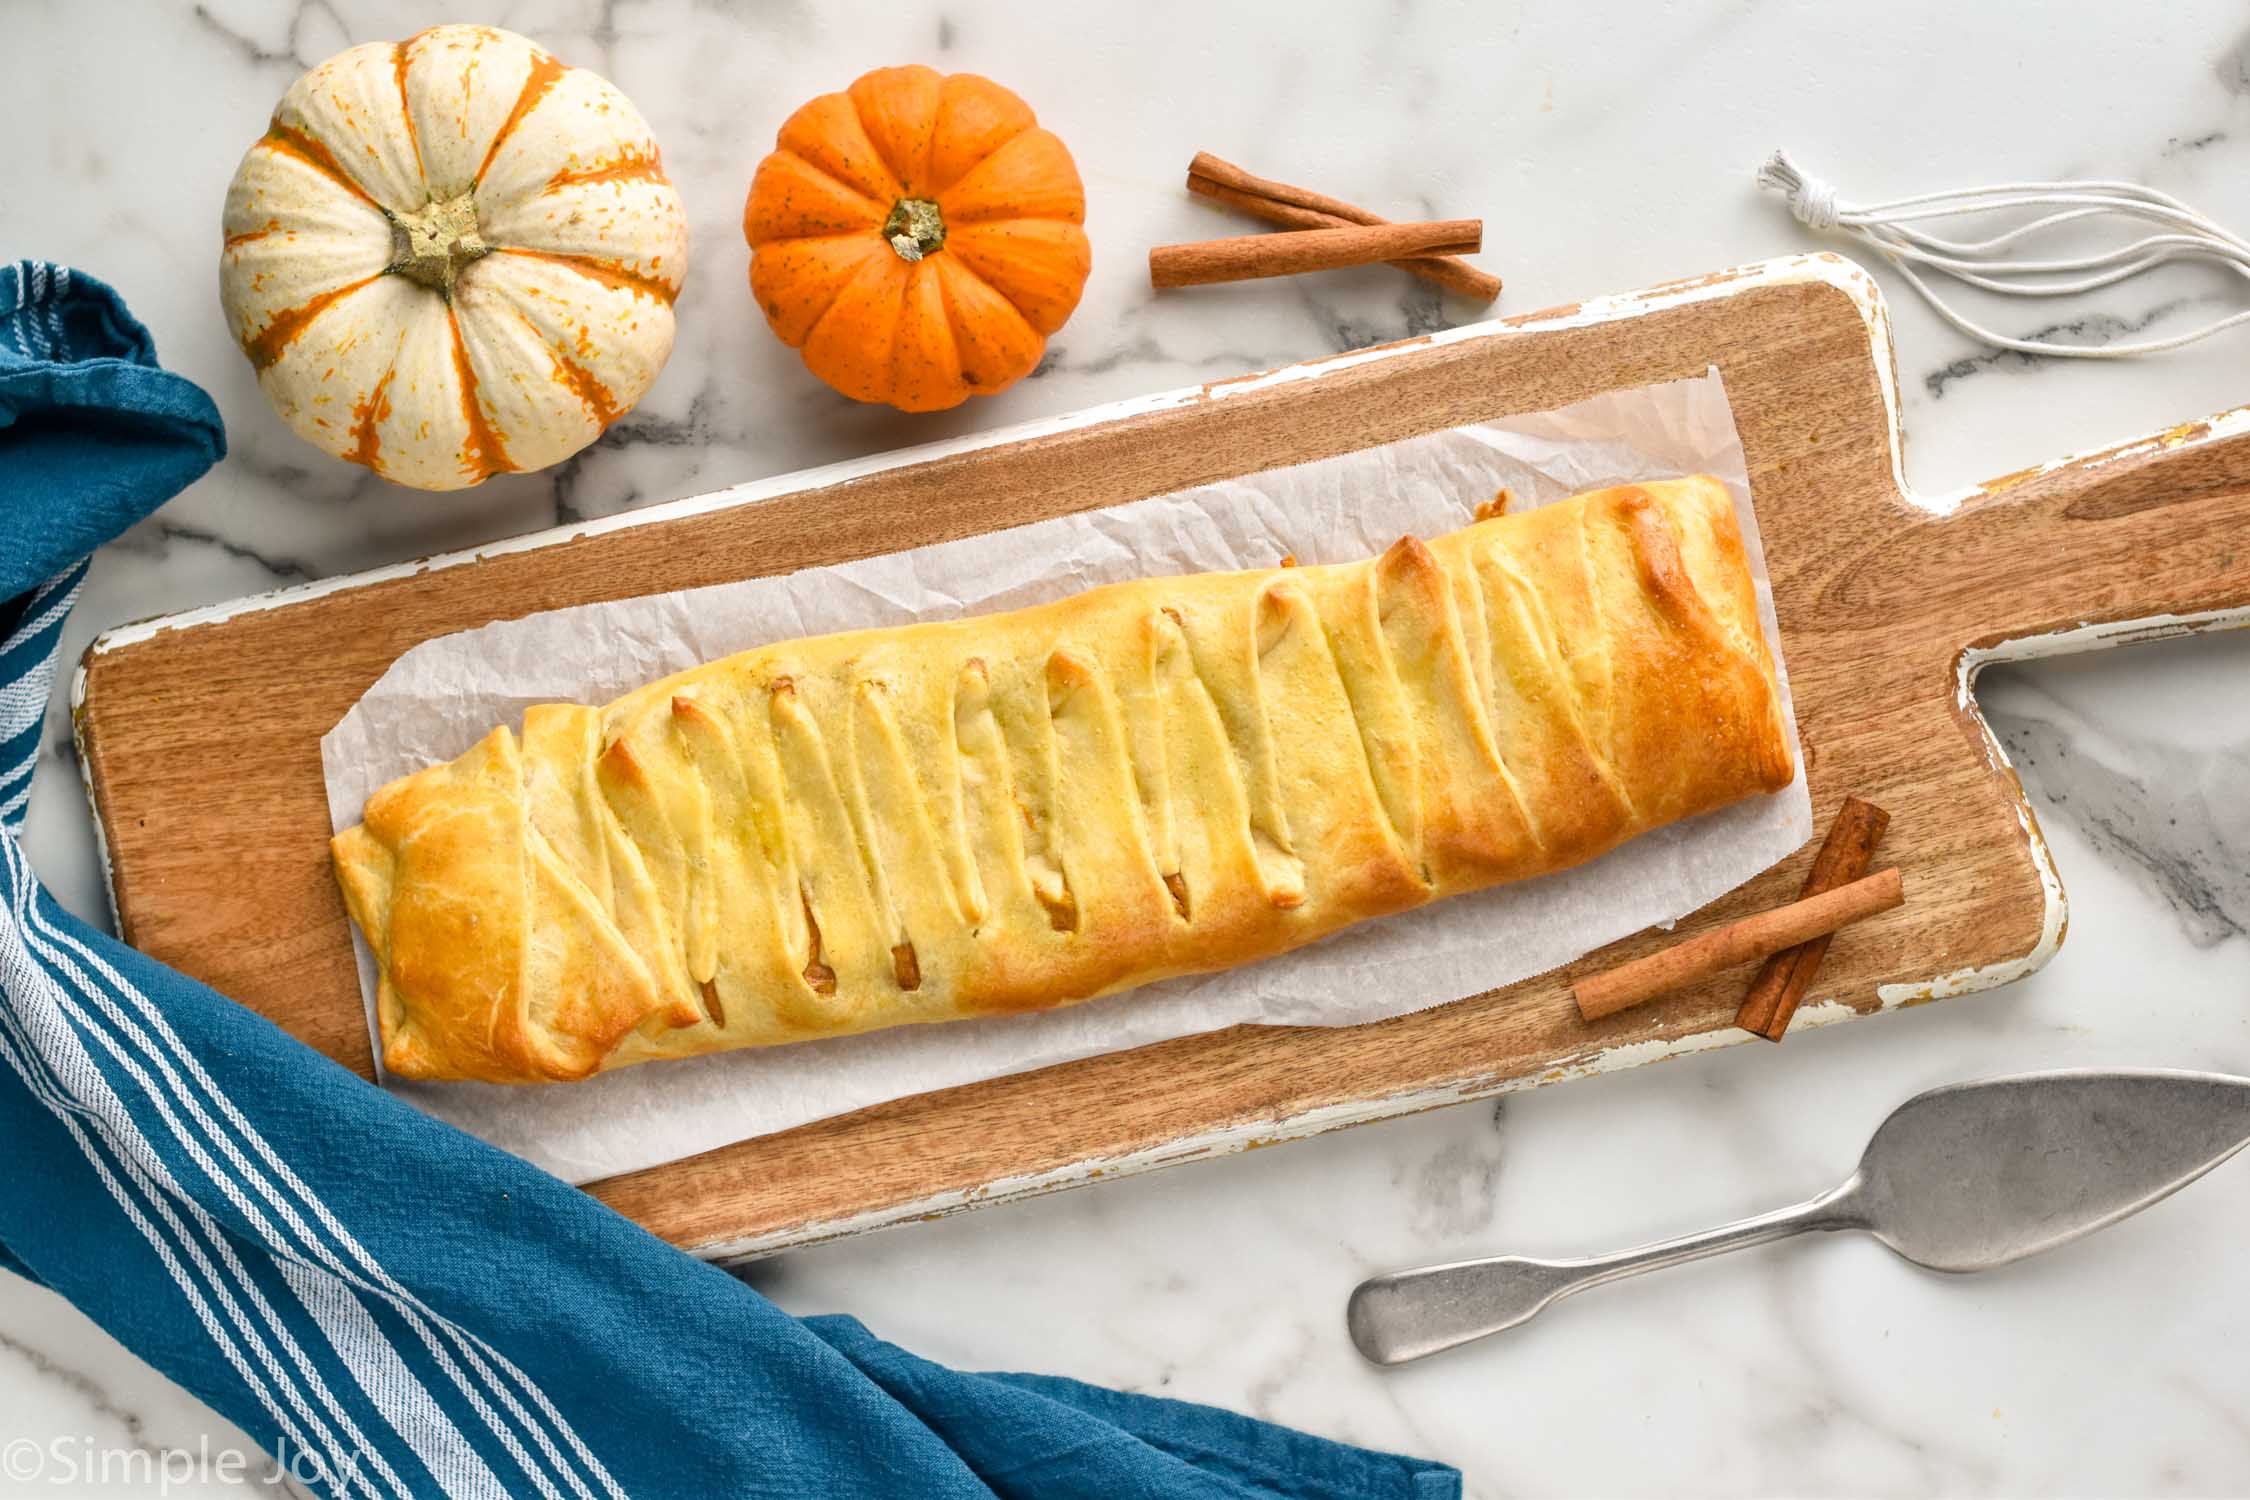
(333, 478, 1795, 1083)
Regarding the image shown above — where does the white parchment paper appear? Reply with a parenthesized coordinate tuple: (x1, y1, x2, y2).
(324, 369, 1810, 1183)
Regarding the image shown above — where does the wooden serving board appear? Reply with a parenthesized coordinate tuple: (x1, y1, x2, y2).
(76, 255, 2250, 1258)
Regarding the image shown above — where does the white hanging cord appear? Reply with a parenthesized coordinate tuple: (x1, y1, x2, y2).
(1757, 150, 2250, 358)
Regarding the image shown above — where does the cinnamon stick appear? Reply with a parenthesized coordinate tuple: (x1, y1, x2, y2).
(1574, 868, 1905, 1023)
(1189, 152, 1396, 227)
(1186, 153, 1502, 302)
(1736, 797, 1891, 1041)
(1149, 220, 1482, 289)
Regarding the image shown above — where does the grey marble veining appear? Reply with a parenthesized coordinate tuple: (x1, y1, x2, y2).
(1922, 294, 2222, 398)
(1991, 661, 2250, 950)
(4, 1, 2250, 1494)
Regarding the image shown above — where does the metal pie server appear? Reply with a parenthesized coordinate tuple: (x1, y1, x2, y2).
(1348, 1068, 2250, 1366)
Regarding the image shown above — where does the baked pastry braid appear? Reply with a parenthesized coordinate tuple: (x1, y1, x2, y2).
(333, 477, 1795, 1083)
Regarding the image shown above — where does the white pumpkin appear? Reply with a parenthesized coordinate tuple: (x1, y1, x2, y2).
(220, 25, 689, 491)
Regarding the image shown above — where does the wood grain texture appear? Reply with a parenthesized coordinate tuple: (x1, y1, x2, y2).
(76, 255, 2250, 1257)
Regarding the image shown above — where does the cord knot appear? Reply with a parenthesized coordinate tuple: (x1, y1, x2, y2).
(1750, 151, 2250, 360)
(1757, 150, 1840, 231)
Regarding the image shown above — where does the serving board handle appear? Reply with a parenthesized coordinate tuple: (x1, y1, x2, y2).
(1901, 412, 2250, 660)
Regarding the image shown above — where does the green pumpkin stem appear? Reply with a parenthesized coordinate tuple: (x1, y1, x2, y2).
(882, 197, 947, 262)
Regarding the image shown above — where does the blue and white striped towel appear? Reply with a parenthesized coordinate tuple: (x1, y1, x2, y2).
(0, 261, 1461, 1500)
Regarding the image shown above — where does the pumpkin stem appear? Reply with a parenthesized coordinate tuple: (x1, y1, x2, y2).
(386, 193, 491, 295)
(882, 197, 947, 263)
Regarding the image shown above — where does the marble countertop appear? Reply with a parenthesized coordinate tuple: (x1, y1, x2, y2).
(6, 1, 2250, 1493)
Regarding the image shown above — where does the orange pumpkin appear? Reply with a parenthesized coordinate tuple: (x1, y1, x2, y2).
(743, 66, 1091, 412)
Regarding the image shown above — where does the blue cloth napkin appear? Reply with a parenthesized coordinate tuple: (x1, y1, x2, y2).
(0, 262, 1461, 1500)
